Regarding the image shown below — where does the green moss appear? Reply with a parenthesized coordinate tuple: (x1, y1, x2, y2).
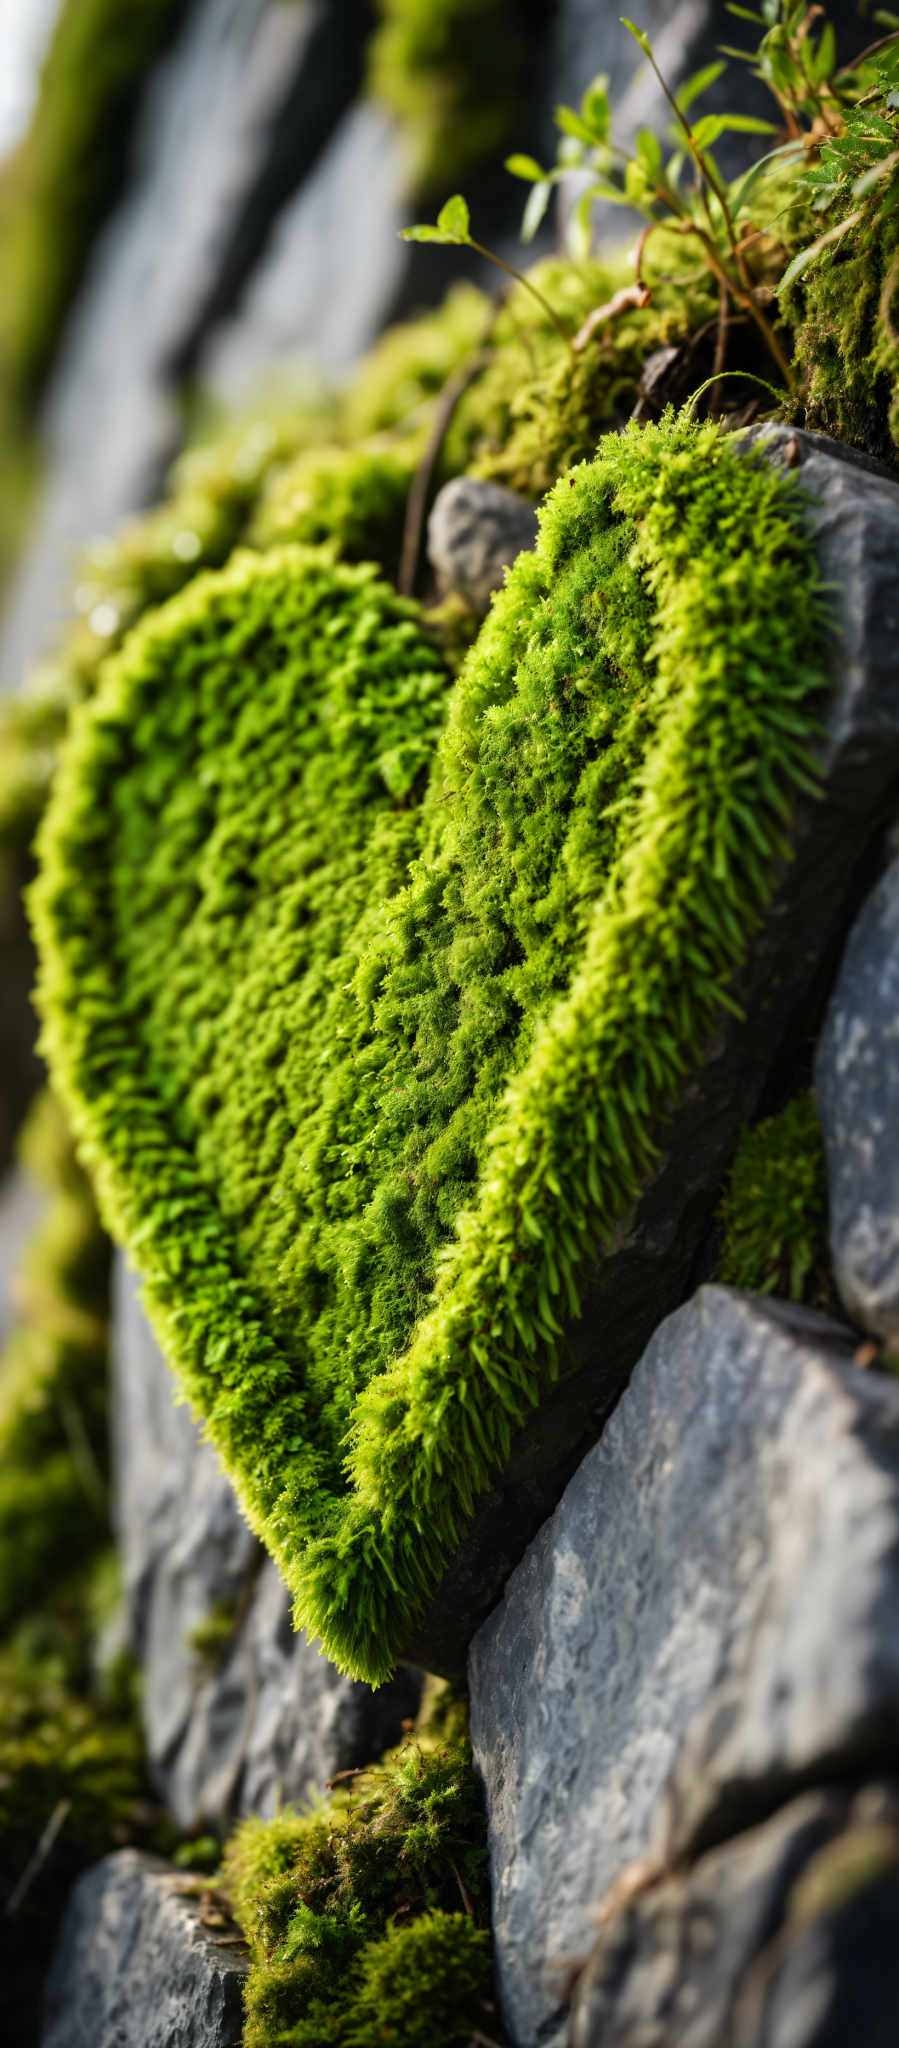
(448, 252, 719, 499)
(714, 1091, 833, 1309)
(222, 1705, 493, 2048)
(341, 283, 488, 439)
(0, 1087, 109, 1631)
(32, 418, 829, 1681)
(785, 200, 899, 462)
(249, 435, 420, 576)
(0, 1635, 145, 2043)
(368, 0, 534, 197)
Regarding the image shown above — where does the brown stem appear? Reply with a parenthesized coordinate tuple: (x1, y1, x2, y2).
(398, 350, 493, 598)
(709, 277, 729, 417)
(467, 239, 575, 354)
(572, 282, 652, 354)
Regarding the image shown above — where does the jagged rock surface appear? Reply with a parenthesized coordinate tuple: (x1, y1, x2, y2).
(40, 1851, 249, 2048)
(406, 426, 899, 1675)
(816, 858, 899, 1345)
(469, 1286, 899, 2048)
(569, 1782, 899, 2048)
(113, 1255, 419, 1831)
(427, 476, 539, 617)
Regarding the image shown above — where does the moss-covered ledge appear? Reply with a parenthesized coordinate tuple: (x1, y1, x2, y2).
(35, 417, 899, 1683)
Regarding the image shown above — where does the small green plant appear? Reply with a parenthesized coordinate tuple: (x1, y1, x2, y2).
(222, 1700, 495, 2048)
(715, 1090, 833, 1308)
(401, 193, 579, 353)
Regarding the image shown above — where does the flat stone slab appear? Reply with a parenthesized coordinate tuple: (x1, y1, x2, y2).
(816, 857, 899, 1346)
(469, 1286, 899, 2048)
(40, 1851, 249, 2048)
(406, 426, 899, 1675)
(113, 1255, 418, 1830)
(570, 1782, 899, 2048)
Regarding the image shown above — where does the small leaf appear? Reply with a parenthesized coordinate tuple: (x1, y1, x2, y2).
(570, 186, 595, 261)
(729, 138, 805, 218)
(636, 126, 662, 176)
(691, 112, 777, 149)
(675, 59, 725, 112)
(522, 177, 552, 242)
(810, 21, 836, 85)
(620, 18, 651, 56)
(556, 103, 599, 144)
(437, 193, 471, 240)
(777, 208, 861, 292)
(399, 224, 460, 244)
(506, 153, 546, 182)
(725, 3, 764, 17)
(580, 72, 610, 139)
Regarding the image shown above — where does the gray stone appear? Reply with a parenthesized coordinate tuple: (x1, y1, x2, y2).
(469, 1286, 899, 2048)
(199, 100, 409, 404)
(40, 1850, 249, 2048)
(569, 1783, 899, 2048)
(0, 0, 370, 693)
(427, 476, 539, 617)
(405, 427, 899, 1676)
(816, 860, 899, 1345)
(113, 1254, 418, 1830)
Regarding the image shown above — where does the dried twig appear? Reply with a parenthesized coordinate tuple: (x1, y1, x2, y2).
(449, 1853, 474, 1918)
(398, 349, 493, 598)
(6, 1800, 71, 1915)
(572, 282, 652, 354)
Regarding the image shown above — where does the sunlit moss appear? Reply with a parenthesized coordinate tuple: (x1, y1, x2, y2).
(33, 420, 828, 1681)
(714, 1091, 833, 1310)
(222, 1693, 492, 2048)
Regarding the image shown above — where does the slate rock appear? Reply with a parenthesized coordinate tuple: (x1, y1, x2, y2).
(427, 476, 539, 617)
(569, 1782, 899, 2048)
(406, 426, 899, 1676)
(0, 0, 370, 692)
(468, 1285, 899, 2048)
(113, 1255, 418, 1830)
(40, 1850, 248, 2048)
(816, 858, 899, 1345)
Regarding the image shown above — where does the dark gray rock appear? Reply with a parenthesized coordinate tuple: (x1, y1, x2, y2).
(40, 1850, 249, 2048)
(405, 427, 899, 1676)
(0, 0, 370, 693)
(469, 1286, 899, 2048)
(427, 476, 539, 617)
(816, 860, 899, 1346)
(569, 1783, 899, 2048)
(113, 1255, 418, 1830)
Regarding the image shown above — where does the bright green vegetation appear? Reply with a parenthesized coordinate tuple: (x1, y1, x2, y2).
(448, 249, 719, 497)
(32, 418, 829, 1681)
(776, 36, 899, 461)
(0, 1087, 109, 1630)
(0, 1089, 145, 2040)
(222, 1693, 493, 2048)
(715, 1091, 833, 1310)
(249, 434, 421, 575)
(368, 0, 537, 196)
(0, 0, 187, 587)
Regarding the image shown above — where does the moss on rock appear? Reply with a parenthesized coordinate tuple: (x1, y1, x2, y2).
(714, 1091, 833, 1310)
(223, 1697, 493, 2048)
(32, 418, 829, 1681)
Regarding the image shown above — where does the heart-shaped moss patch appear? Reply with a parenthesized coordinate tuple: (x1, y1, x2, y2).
(32, 419, 827, 1681)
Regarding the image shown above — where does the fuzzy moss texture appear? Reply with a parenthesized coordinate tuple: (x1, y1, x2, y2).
(715, 1091, 833, 1311)
(222, 1691, 492, 2047)
(32, 417, 828, 1683)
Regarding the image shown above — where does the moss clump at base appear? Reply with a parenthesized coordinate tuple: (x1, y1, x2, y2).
(32, 419, 828, 1683)
(222, 1694, 494, 2048)
(446, 252, 719, 499)
(714, 1091, 833, 1310)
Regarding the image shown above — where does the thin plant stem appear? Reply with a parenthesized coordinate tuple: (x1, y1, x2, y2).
(467, 238, 576, 355)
